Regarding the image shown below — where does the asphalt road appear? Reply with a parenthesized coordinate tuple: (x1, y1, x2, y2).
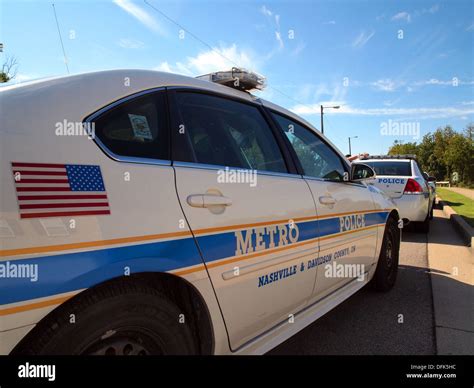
(268, 227, 436, 355)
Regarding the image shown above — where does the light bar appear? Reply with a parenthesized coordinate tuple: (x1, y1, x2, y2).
(196, 67, 266, 92)
(361, 154, 417, 160)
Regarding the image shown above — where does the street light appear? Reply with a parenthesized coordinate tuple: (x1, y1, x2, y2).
(348, 136, 358, 155)
(320, 105, 340, 135)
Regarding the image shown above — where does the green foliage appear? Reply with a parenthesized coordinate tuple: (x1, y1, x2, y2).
(437, 188, 474, 226)
(387, 125, 474, 184)
(0, 71, 10, 83)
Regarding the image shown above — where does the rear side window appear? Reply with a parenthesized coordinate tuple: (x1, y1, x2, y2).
(363, 161, 412, 176)
(271, 112, 346, 181)
(93, 91, 169, 160)
(171, 92, 287, 173)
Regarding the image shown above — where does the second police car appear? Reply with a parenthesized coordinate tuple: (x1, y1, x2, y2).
(0, 68, 400, 355)
(354, 155, 435, 233)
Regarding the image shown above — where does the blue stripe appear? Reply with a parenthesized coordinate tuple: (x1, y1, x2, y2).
(0, 236, 202, 305)
(0, 211, 389, 306)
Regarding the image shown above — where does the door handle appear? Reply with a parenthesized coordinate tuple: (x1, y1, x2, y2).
(319, 196, 336, 205)
(187, 194, 233, 208)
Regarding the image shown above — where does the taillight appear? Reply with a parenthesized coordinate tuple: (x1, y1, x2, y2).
(404, 178, 423, 193)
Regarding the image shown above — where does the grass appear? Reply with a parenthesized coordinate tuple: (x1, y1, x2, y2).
(437, 188, 474, 227)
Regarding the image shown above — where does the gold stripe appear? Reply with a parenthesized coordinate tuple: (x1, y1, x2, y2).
(177, 224, 383, 274)
(0, 224, 384, 315)
(0, 230, 192, 258)
(0, 294, 75, 316)
(0, 209, 391, 258)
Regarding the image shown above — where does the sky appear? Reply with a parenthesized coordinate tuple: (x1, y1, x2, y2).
(1, 0, 473, 155)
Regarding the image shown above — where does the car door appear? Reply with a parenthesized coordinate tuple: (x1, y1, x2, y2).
(270, 111, 380, 301)
(169, 89, 320, 350)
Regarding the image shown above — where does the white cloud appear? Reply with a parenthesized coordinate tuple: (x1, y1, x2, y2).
(391, 12, 411, 23)
(155, 44, 260, 76)
(371, 79, 403, 92)
(413, 78, 457, 86)
(118, 38, 145, 49)
(275, 31, 284, 49)
(260, 5, 284, 50)
(466, 22, 474, 31)
(113, 0, 166, 35)
(260, 5, 272, 17)
(352, 30, 375, 48)
(323, 20, 336, 25)
(290, 104, 474, 120)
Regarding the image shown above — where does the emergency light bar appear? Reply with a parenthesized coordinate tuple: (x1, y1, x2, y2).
(361, 154, 417, 160)
(196, 67, 266, 92)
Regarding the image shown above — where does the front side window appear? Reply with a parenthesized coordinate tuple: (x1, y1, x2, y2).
(172, 92, 287, 173)
(272, 112, 346, 181)
(93, 91, 169, 160)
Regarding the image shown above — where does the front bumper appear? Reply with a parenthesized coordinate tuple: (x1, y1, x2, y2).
(393, 193, 430, 222)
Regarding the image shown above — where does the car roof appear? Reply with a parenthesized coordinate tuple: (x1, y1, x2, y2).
(0, 69, 347, 163)
(359, 159, 413, 162)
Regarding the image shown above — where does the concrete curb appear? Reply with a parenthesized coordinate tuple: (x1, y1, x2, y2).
(436, 196, 474, 250)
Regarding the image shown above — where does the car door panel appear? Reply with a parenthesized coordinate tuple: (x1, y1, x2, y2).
(269, 111, 379, 303)
(169, 90, 320, 350)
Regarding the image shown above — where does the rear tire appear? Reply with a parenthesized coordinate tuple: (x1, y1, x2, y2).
(13, 280, 198, 355)
(372, 216, 400, 292)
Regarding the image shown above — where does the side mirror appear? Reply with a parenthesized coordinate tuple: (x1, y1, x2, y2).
(428, 176, 436, 182)
(351, 163, 376, 181)
(422, 172, 429, 180)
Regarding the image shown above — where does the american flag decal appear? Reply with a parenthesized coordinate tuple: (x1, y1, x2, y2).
(12, 162, 111, 219)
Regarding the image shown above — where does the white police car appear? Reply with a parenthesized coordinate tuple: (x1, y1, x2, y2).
(354, 155, 434, 232)
(0, 68, 400, 355)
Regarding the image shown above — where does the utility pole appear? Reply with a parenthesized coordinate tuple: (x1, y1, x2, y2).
(320, 105, 324, 135)
(348, 136, 358, 155)
(320, 105, 340, 135)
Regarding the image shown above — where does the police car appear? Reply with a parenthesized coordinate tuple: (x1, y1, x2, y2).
(354, 155, 434, 232)
(0, 68, 400, 355)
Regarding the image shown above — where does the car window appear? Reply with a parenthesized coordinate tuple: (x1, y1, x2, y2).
(93, 91, 169, 160)
(363, 161, 411, 176)
(172, 92, 287, 173)
(271, 112, 346, 181)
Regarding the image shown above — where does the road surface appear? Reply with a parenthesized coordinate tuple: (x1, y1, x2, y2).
(269, 225, 435, 355)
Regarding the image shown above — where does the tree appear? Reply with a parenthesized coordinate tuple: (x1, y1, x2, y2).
(0, 56, 18, 83)
(388, 141, 418, 156)
(386, 125, 473, 185)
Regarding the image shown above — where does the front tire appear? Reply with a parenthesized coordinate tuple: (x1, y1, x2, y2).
(372, 216, 400, 292)
(13, 280, 198, 355)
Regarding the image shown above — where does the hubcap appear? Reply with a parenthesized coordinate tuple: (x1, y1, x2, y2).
(82, 329, 163, 355)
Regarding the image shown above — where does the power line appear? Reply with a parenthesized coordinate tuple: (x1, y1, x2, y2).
(143, 0, 326, 130)
(321, 114, 347, 146)
(52, 2, 69, 74)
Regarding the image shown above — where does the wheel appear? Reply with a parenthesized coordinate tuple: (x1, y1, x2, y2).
(13, 280, 198, 355)
(371, 216, 400, 292)
(415, 213, 430, 233)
